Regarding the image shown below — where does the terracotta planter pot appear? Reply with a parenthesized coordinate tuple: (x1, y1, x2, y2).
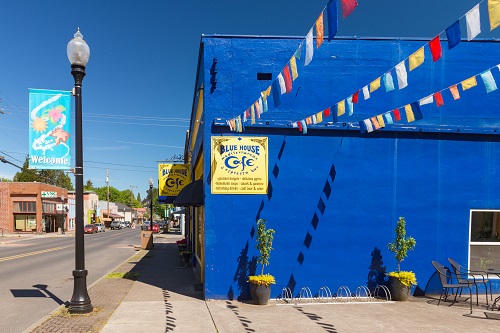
(249, 283, 271, 305)
(388, 276, 411, 301)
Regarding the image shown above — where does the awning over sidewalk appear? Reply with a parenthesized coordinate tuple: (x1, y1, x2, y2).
(173, 179, 203, 207)
(104, 213, 125, 218)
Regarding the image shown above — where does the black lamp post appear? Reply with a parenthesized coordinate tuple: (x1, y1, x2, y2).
(67, 28, 92, 314)
(149, 177, 154, 235)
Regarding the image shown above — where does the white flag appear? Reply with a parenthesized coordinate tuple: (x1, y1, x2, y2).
(362, 85, 370, 100)
(466, 4, 481, 41)
(277, 73, 286, 94)
(305, 28, 314, 66)
(395, 61, 408, 89)
(419, 95, 434, 106)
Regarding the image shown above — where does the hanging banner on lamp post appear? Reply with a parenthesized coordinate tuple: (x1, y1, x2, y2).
(28, 89, 72, 170)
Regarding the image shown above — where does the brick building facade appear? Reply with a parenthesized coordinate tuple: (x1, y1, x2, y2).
(0, 182, 68, 234)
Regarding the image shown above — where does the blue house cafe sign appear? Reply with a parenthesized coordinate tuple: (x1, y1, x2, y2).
(211, 136, 268, 194)
(158, 164, 191, 197)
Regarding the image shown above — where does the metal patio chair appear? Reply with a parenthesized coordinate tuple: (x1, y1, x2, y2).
(448, 258, 491, 305)
(432, 261, 473, 313)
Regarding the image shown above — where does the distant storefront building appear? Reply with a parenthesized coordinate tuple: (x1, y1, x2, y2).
(0, 182, 68, 233)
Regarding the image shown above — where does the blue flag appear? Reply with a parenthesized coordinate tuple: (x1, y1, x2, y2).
(446, 20, 461, 50)
(327, 0, 338, 41)
(28, 89, 72, 170)
(272, 80, 281, 107)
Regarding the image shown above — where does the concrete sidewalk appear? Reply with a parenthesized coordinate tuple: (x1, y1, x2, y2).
(28, 232, 500, 332)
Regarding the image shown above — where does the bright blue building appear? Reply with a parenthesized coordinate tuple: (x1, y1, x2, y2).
(181, 35, 500, 300)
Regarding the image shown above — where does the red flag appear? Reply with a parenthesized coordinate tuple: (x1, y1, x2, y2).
(341, 0, 358, 18)
(282, 64, 293, 94)
(297, 121, 302, 132)
(429, 36, 442, 62)
(393, 109, 401, 122)
(245, 108, 250, 118)
(324, 107, 331, 117)
(352, 90, 359, 103)
(434, 92, 444, 107)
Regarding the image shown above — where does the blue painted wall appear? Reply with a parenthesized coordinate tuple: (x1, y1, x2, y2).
(195, 36, 500, 300)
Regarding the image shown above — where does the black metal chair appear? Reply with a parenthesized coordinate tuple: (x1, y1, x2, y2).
(432, 261, 473, 313)
(448, 258, 491, 305)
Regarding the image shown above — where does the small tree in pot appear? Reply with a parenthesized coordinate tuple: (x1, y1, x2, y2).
(248, 219, 275, 305)
(386, 217, 417, 301)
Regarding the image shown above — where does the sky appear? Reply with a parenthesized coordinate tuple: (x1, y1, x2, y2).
(0, 0, 499, 199)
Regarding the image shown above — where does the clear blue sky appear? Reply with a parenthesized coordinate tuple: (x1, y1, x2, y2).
(0, 0, 498, 199)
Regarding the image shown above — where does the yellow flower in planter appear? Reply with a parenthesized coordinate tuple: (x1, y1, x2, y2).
(248, 274, 276, 287)
(387, 271, 417, 287)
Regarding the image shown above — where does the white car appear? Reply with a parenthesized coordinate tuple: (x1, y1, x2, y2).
(95, 223, 105, 232)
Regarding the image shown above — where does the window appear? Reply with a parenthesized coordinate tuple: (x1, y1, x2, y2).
(13, 201, 36, 213)
(42, 202, 55, 213)
(469, 210, 500, 271)
(14, 214, 37, 231)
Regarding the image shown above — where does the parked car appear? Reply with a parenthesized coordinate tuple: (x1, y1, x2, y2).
(152, 223, 159, 233)
(120, 221, 127, 229)
(141, 221, 151, 230)
(84, 224, 97, 234)
(95, 223, 105, 232)
(124, 221, 131, 228)
(110, 221, 122, 230)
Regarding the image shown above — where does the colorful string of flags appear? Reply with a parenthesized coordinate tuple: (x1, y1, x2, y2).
(226, 0, 500, 134)
(289, 0, 500, 134)
(358, 64, 500, 134)
(226, 0, 358, 133)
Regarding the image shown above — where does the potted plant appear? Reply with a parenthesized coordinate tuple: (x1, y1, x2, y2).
(248, 218, 275, 305)
(386, 217, 417, 301)
(179, 250, 192, 266)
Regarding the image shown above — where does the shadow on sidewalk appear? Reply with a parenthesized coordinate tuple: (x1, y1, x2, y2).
(129, 235, 202, 299)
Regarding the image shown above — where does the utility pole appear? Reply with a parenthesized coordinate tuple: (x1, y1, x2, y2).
(106, 169, 110, 226)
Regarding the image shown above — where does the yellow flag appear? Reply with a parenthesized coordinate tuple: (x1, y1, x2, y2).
(489, 0, 500, 30)
(370, 77, 381, 92)
(337, 100, 345, 116)
(316, 111, 323, 123)
(290, 56, 299, 81)
(404, 104, 415, 122)
(263, 86, 271, 97)
(306, 117, 312, 125)
(409, 47, 425, 71)
(461, 76, 477, 90)
(376, 115, 385, 127)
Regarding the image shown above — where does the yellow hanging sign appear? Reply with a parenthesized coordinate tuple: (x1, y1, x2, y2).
(158, 164, 191, 197)
(211, 136, 268, 194)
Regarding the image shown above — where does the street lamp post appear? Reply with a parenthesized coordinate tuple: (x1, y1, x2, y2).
(67, 28, 92, 314)
(149, 177, 154, 235)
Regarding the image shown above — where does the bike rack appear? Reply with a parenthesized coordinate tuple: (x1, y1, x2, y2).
(276, 284, 393, 305)
(335, 286, 352, 302)
(373, 285, 392, 301)
(355, 285, 372, 301)
(317, 286, 333, 302)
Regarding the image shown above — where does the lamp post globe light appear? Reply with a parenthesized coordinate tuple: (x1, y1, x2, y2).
(67, 28, 92, 314)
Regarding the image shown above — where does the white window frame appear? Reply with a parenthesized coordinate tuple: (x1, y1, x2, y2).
(468, 209, 500, 278)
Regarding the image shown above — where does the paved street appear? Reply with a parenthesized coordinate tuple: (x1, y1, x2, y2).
(0, 228, 141, 333)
